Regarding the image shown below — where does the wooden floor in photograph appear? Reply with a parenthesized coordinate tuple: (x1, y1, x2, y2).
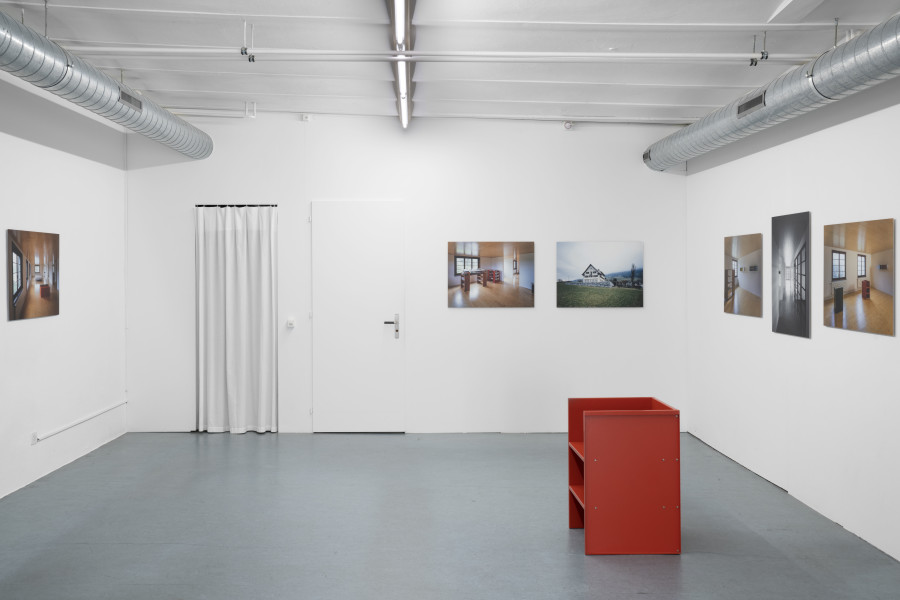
(824, 287, 894, 336)
(724, 287, 762, 317)
(1, 433, 898, 600)
(448, 282, 533, 308)
(20, 280, 59, 319)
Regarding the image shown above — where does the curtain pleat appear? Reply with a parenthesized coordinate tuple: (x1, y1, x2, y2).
(196, 206, 278, 433)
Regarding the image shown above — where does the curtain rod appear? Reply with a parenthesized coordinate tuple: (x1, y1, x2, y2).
(195, 204, 278, 207)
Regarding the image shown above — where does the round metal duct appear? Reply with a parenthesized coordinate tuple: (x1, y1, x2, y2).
(0, 10, 213, 160)
(643, 13, 900, 172)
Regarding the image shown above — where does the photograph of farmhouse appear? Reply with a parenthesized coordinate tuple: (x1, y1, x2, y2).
(448, 241, 534, 308)
(556, 241, 643, 307)
(823, 218, 894, 336)
(7, 229, 60, 321)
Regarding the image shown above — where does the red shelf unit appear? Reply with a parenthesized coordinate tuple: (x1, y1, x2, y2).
(568, 397, 681, 555)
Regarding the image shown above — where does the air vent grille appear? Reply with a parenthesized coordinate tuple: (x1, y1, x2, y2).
(119, 89, 143, 112)
(736, 92, 766, 118)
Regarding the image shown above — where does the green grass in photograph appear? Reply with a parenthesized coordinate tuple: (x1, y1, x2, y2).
(556, 282, 643, 307)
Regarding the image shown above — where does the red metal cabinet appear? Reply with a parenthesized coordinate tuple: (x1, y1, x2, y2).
(568, 397, 681, 555)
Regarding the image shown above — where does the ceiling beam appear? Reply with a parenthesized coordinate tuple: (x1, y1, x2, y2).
(413, 19, 873, 32)
(768, 0, 826, 24)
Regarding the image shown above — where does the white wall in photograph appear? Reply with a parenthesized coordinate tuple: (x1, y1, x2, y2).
(738, 249, 763, 297)
(872, 249, 894, 294)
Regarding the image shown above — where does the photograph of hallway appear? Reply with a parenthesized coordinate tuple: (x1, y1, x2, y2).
(7, 229, 59, 321)
(823, 218, 894, 336)
(724, 233, 762, 318)
(771, 212, 810, 338)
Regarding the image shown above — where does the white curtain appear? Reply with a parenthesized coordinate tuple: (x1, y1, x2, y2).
(196, 206, 278, 433)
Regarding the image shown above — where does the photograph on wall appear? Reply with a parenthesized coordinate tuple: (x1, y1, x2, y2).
(724, 233, 763, 318)
(771, 212, 810, 338)
(448, 242, 534, 308)
(7, 229, 60, 321)
(823, 218, 894, 336)
(556, 241, 643, 307)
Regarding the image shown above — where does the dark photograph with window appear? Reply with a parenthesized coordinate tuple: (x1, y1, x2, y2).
(7, 229, 60, 321)
(772, 212, 810, 338)
(724, 233, 762, 317)
(448, 242, 534, 308)
(824, 218, 894, 336)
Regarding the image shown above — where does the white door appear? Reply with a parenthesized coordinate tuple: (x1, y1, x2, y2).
(311, 201, 405, 432)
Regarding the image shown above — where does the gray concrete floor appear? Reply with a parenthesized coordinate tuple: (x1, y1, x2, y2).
(0, 433, 898, 600)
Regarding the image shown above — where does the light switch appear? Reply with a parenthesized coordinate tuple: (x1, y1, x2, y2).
(286, 318, 296, 329)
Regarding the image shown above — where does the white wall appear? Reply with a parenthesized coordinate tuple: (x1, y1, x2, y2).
(518, 252, 536, 292)
(0, 75, 127, 499)
(686, 101, 900, 561)
(872, 248, 894, 294)
(125, 115, 687, 434)
(738, 248, 763, 297)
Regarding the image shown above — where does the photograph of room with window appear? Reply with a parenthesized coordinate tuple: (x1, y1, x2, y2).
(823, 218, 894, 336)
(448, 241, 534, 308)
(7, 229, 59, 321)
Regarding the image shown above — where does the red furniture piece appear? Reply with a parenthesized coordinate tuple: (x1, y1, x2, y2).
(40, 284, 50, 298)
(461, 271, 470, 292)
(861, 279, 870, 299)
(568, 397, 681, 555)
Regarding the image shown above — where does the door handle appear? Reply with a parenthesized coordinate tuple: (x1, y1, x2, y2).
(383, 313, 399, 339)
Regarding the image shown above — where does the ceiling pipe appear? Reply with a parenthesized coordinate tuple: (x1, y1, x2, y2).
(643, 12, 900, 171)
(65, 45, 816, 64)
(0, 10, 213, 159)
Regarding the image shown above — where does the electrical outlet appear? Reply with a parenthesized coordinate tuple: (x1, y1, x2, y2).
(30, 432, 38, 445)
(300, 113, 312, 122)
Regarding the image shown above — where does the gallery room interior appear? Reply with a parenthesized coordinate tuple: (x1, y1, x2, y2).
(2, 1, 900, 598)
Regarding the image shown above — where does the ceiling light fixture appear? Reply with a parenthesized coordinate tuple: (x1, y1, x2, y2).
(389, 0, 414, 129)
(393, 1, 407, 50)
(397, 59, 409, 128)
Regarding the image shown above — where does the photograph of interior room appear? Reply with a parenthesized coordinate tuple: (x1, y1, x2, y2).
(724, 233, 763, 318)
(447, 241, 535, 308)
(823, 218, 895, 335)
(2, 1, 900, 598)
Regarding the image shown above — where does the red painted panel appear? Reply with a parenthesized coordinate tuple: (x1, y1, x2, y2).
(568, 397, 681, 555)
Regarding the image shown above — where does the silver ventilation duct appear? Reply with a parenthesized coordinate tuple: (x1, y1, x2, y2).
(0, 10, 213, 160)
(643, 13, 900, 172)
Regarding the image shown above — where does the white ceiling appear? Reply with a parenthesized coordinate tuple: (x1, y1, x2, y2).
(4, 0, 900, 126)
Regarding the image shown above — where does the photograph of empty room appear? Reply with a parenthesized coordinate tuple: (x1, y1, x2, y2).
(772, 212, 810, 338)
(448, 242, 534, 308)
(724, 233, 762, 317)
(823, 218, 894, 337)
(7, 229, 60, 321)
